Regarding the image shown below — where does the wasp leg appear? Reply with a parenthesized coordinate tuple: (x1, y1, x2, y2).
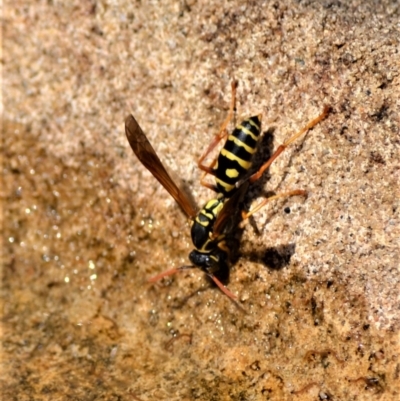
(198, 127, 229, 175)
(148, 264, 199, 283)
(241, 189, 307, 220)
(248, 105, 330, 184)
(198, 80, 238, 188)
(207, 273, 237, 300)
(198, 127, 229, 191)
(148, 267, 181, 283)
(149, 265, 237, 301)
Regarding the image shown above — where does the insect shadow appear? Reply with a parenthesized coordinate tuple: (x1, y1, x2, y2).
(245, 243, 297, 271)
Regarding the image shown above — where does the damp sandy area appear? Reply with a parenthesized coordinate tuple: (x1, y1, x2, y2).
(2, 1, 399, 400)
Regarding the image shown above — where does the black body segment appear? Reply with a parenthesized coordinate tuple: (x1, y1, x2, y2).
(191, 196, 224, 251)
(214, 115, 262, 196)
(189, 244, 229, 276)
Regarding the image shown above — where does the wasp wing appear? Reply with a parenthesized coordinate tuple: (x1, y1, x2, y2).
(125, 115, 197, 218)
(212, 182, 249, 238)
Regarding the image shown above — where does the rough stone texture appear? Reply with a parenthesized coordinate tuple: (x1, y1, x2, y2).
(2, 1, 399, 400)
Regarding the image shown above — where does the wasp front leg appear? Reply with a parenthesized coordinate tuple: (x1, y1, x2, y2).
(247, 106, 330, 184)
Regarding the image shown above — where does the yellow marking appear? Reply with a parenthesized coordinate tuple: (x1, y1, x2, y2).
(227, 134, 257, 154)
(201, 211, 213, 220)
(205, 199, 224, 216)
(215, 177, 235, 192)
(195, 216, 210, 227)
(220, 148, 252, 169)
(205, 199, 219, 210)
(237, 124, 258, 141)
(198, 234, 226, 252)
(213, 201, 224, 216)
(248, 118, 260, 131)
(195, 199, 224, 226)
(199, 240, 212, 252)
(226, 168, 239, 178)
(217, 240, 229, 253)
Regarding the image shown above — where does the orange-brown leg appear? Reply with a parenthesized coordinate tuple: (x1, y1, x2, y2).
(198, 128, 229, 175)
(198, 80, 237, 188)
(241, 189, 307, 220)
(248, 105, 330, 184)
(148, 266, 237, 301)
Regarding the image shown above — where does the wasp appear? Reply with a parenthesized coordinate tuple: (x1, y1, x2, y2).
(125, 84, 329, 300)
(125, 114, 242, 299)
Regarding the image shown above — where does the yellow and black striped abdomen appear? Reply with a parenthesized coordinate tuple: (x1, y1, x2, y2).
(214, 115, 262, 197)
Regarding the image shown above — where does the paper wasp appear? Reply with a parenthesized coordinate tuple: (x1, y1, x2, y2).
(125, 84, 329, 300)
(125, 114, 241, 299)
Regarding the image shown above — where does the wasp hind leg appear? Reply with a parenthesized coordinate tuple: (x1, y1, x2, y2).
(248, 105, 330, 184)
(240, 106, 329, 220)
(198, 80, 238, 191)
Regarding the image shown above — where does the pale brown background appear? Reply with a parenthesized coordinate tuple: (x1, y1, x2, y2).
(2, 1, 399, 400)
